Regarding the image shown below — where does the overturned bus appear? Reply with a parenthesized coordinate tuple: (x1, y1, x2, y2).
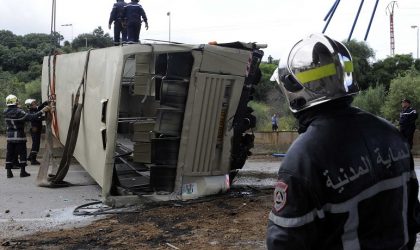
(41, 42, 264, 204)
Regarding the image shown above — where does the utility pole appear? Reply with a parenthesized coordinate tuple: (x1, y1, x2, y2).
(386, 1, 398, 56)
(411, 25, 419, 59)
(167, 12, 171, 42)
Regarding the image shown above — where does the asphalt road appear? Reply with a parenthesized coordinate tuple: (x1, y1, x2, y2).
(1, 156, 420, 249)
(0, 160, 102, 239)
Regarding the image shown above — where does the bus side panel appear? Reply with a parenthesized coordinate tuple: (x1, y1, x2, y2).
(41, 48, 123, 195)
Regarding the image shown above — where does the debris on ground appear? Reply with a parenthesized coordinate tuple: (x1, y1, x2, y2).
(2, 188, 273, 250)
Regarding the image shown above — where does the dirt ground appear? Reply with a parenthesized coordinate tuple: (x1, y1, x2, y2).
(1, 187, 273, 250)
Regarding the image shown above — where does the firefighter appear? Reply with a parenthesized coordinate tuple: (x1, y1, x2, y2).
(108, 0, 127, 45)
(267, 34, 420, 249)
(399, 98, 418, 149)
(25, 98, 49, 165)
(124, 0, 148, 43)
(4, 95, 50, 178)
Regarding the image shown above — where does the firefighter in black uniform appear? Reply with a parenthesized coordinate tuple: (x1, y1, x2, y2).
(25, 99, 48, 165)
(124, 0, 148, 43)
(400, 98, 418, 149)
(108, 0, 127, 45)
(267, 34, 420, 249)
(4, 95, 50, 178)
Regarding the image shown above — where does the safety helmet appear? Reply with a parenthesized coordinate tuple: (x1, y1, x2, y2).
(5, 94, 18, 106)
(273, 34, 359, 113)
(25, 99, 36, 107)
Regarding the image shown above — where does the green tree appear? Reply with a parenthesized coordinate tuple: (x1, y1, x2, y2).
(254, 62, 277, 102)
(381, 70, 420, 125)
(0, 30, 21, 48)
(352, 85, 386, 116)
(414, 59, 420, 71)
(22, 33, 53, 49)
(343, 39, 375, 90)
(72, 26, 113, 50)
(371, 54, 414, 90)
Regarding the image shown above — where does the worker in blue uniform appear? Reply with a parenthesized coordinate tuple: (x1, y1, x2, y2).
(399, 99, 418, 149)
(108, 0, 128, 45)
(124, 0, 148, 43)
(4, 95, 51, 178)
(25, 99, 49, 165)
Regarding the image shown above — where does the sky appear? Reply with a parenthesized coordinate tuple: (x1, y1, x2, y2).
(0, 0, 419, 62)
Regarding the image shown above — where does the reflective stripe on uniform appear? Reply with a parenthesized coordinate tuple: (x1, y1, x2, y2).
(269, 171, 413, 250)
(402, 110, 417, 115)
(7, 138, 26, 141)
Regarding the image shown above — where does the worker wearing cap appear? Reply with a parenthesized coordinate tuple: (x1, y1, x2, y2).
(4, 95, 51, 178)
(267, 34, 420, 249)
(399, 98, 418, 149)
(124, 0, 148, 43)
(25, 99, 49, 165)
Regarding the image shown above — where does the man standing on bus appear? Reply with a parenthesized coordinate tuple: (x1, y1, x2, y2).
(124, 0, 148, 43)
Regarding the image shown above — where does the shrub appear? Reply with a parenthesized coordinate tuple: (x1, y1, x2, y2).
(352, 85, 386, 116)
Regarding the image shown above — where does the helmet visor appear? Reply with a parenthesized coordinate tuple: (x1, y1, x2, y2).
(286, 34, 354, 95)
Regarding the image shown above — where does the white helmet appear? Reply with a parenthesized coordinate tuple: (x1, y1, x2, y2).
(273, 34, 359, 113)
(6, 94, 18, 106)
(25, 99, 36, 107)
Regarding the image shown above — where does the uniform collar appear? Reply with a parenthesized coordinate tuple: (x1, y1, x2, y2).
(295, 97, 354, 134)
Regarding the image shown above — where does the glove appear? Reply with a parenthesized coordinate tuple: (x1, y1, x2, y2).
(145, 23, 149, 30)
(42, 106, 51, 113)
(42, 101, 49, 107)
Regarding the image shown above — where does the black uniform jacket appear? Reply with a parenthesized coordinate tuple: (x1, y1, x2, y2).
(267, 100, 420, 250)
(109, 1, 127, 25)
(400, 107, 418, 131)
(28, 101, 48, 131)
(4, 106, 44, 143)
(124, 2, 147, 24)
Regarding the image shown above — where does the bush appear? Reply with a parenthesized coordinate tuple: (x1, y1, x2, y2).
(248, 101, 298, 131)
(279, 115, 298, 131)
(248, 101, 271, 131)
(352, 85, 386, 116)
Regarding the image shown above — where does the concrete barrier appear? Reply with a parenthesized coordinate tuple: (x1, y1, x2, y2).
(253, 130, 420, 156)
(253, 131, 298, 155)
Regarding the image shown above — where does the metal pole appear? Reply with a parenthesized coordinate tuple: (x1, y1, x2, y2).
(167, 12, 171, 42)
(85, 37, 88, 48)
(417, 27, 419, 59)
(411, 25, 419, 59)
